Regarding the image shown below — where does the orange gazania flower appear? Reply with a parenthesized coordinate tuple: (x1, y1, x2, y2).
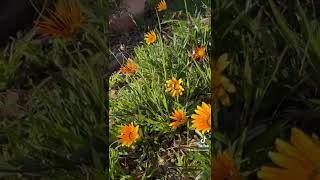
(192, 46, 206, 61)
(212, 151, 243, 180)
(144, 30, 157, 45)
(212, 54, 236, 107)
(165, 77, 184, 97)
(117, 123, 140, 147)
(119, 58, 137, 75)
(191, 102, 211, 134)
(258, 128, 320, 180)
(157, 0, 167, 12)
(35, 0, 86, 40)
(169, 109, 187, 129)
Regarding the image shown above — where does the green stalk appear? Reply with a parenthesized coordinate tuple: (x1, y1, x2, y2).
(155, 10, 167, 80)
(183, 0, 189, 17)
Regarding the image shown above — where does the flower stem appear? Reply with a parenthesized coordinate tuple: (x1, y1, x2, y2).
(155, 9, 167, 80)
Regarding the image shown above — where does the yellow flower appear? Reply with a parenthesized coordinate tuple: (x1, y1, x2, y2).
(165, 77, 184, 97)
(144, 30, 157, 45)
(35, 0, 86, 40)
(119, 58, 137, 75)
(212, 151, 243, 180)
(157, 0, 167, 12)
(117, 123, 140, 147)
(212, 54, 236, 107)
(191, 102, 211, 134)
(169, 109, 187, 129)
(192, 46, 206, 61)
(258, 128, 320, 180)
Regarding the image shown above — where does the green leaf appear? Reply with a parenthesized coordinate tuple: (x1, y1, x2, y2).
(268, 0, 299, 48)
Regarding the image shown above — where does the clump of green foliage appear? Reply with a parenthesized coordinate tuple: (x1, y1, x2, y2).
(1, 0, 108, 179)
(212, 0, 320, 179)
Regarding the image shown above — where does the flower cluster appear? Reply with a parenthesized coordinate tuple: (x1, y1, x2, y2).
(116, 0, 236, 149)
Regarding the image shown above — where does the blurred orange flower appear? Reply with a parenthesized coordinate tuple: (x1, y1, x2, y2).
(120, 58, 137, 75)
(35, 0, 86, 39)
(169, 109, 187, 129)
(117, 123, 140, 147)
